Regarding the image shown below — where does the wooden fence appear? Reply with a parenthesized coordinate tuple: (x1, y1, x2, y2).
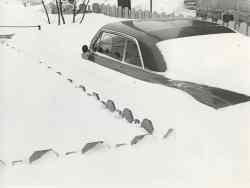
(89, 3, 250, 36)
(90, 3, 185, 19)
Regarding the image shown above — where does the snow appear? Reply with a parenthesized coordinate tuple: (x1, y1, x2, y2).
(90, 0, 193, 16)
(0, 43, 146, 161)
(157, 33, 250, 95)
(0, 0, 44, 25)
(0, 0, 250, 187)
(132, 0, 184, 14)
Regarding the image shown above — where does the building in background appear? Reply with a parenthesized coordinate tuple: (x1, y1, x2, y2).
(197, 0, 250, 23)
(197, 0, 250, 12)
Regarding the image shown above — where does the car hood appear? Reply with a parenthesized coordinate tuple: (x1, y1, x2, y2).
(157, 33, 250, 96)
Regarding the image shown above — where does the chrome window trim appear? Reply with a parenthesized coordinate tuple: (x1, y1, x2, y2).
(92, 29, 145, 69)
(95, 50, 165, 77)
(122, 40, 128, 62)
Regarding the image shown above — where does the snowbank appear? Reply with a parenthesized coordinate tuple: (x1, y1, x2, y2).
(0, 0, 44, 25)
(157, 33, 250, 96)
(0, 44, 145, 162)
(0, 1, 250, 188)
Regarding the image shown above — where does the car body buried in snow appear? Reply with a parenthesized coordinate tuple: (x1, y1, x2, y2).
(81, 18, 250, 111)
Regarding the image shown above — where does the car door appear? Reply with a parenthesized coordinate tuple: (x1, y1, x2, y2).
(83, 31, 146, 112)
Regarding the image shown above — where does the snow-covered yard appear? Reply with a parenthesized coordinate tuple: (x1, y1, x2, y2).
(0, 0, 250, 188)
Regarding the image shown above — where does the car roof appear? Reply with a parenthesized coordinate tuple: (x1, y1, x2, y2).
(100, 18, 235, 72)
(102, 18, 234, 41)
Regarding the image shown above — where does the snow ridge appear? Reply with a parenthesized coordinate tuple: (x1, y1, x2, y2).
(0, 40, 175, 168)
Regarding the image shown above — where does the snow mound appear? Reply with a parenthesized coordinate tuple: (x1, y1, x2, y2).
(0, 44, 145, 163)
(157, 33, 250, 95)
(0, 0, 44, 25)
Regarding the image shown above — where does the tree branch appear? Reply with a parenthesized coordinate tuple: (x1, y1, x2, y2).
(58, 0, 66, 24)
(41, 0, 50, 24)
(55, 0, 61, 25)
(79, 0, 89, 24)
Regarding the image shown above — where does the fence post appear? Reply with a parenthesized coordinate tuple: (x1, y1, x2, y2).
(217, 19, 223, 25)
(124, 7, 129, 18)
(100, 3, 105, 14)
(134, 10, 137, 19)
(144, 10, 151, 19)
(152, 11, 160, 18)
(160, 12, 167, 18)
(131, 8, 136, 19)
(239, 22, 247, 35)
(138, 9, 143, 19)
(87, 5, 91, 12)
(118, 6, 123, 17)
(111, 5, 117, 17)
(104, 4, 108, 15)
(206, 17, 212, 22)
(228, 21, 235, 30)
(106, 4, 111, 16)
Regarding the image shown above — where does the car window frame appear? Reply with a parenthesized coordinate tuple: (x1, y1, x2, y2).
(92, 29, 145, 70)
(94, 31, 126, 61)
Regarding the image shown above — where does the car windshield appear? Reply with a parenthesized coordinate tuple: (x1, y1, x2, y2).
(168, 80, 250, 109)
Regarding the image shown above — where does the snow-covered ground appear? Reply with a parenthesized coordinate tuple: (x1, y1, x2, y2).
(0, 0, 250, 187)
(158, 33, 250, 96)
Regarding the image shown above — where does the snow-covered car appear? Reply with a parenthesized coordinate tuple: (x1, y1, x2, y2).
(81, 18, 250, 112)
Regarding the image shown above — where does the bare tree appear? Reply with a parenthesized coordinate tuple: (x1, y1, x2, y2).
(58, 0, 66, 24)
(72, 0, 77, 23)
(41, 0, 50, 24)
(55, 0, 61, 25)
(80, 0, 89, 24)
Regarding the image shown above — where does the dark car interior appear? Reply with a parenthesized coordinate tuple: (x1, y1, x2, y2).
(93, 31, 142, 68)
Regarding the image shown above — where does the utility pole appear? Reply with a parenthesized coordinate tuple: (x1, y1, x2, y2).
(150, 0, 152, 13)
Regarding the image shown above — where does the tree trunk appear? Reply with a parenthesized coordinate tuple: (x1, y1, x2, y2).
(80, 0, 89, 24)
(41, 0, 50, 24)
(72, 0, 77, 23)
(55, 0, 61, 25)
(58, 0, 66, 24)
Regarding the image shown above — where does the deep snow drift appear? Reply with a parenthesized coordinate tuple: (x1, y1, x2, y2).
(158, 33, 250, 96)
(0, 1, 250, 188)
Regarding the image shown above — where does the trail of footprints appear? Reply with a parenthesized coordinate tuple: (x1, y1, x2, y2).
(0, 41, 174, 168)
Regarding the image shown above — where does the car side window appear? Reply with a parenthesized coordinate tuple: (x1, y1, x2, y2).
(94, 32, 125, 61)
(124, 40, 142, 68)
